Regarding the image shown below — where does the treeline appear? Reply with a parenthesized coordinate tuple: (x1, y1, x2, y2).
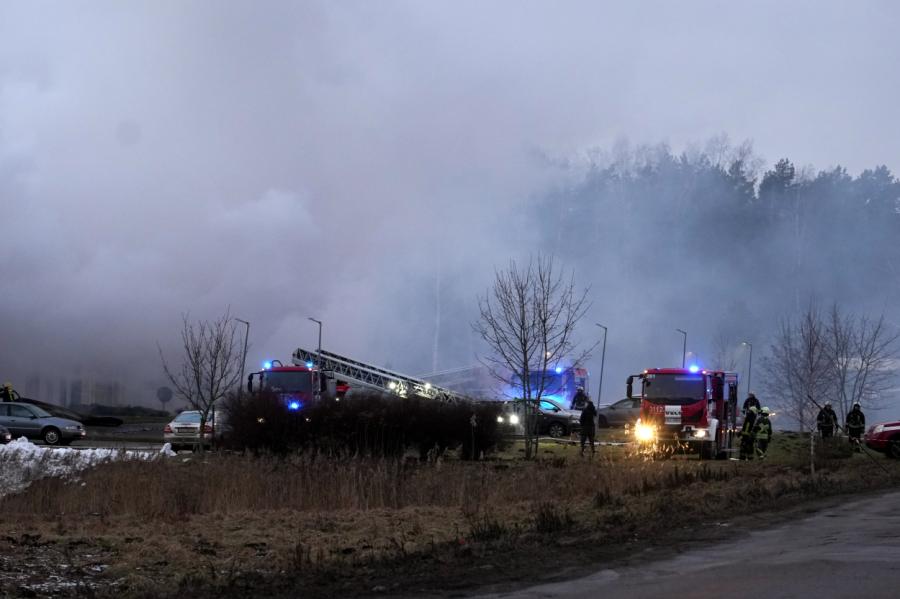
(539, 140, 900, 355)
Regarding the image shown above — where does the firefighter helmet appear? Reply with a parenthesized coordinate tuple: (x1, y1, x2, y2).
(761, 407, 770, 414)
(749, 406, 758, 413)
(853, 402, 861, 409)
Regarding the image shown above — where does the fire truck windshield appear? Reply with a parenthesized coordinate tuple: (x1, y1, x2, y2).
(643, 374, 704, 405)
(264, 371, 312, 393)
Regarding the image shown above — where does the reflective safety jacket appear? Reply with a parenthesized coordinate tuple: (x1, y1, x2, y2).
(753, 415, 772, 442)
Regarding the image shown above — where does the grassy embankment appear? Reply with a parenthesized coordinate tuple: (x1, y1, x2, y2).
(1, 430, 898, 598)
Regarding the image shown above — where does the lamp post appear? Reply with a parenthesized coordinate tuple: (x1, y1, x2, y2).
(742, 341, 753, 397)
(676, 329, 687, 368)
(595, 323, 608, 405)
(235, 318, 250, 397)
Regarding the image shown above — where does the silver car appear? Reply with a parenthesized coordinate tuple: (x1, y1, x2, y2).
(0, 402, 86, 445)
(163, 410, 225, 451)
(596, 398, 642, 428)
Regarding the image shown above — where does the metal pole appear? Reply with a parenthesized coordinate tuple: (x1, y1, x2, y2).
(235, 319, 250, 398)
(595, 323, 607, 404)
(676, 329, 687, 368)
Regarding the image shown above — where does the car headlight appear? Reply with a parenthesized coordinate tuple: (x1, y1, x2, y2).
(873, 424, 884, 435)
(634, 420, 656, 442)
(497, 416, 505, 423)
(64, 426, 81, 431)
(508, 414, 520, 425)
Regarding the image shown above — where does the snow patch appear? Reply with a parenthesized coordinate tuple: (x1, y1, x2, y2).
(0, 437, 165, 498)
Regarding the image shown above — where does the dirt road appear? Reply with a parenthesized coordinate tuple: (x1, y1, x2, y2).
(478, 490, 900, 599)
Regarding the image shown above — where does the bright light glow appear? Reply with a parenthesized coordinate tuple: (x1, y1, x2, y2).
(263, 361, 272, 370)
(424, 383, 432, 390)
(555, 367, 563, 374)
(509, 414, 520, 425)
(288, 401, 301, 411)
(693, 429, 707, 438)
(497, 416, 505, 423)
(305, 361, 314, 368)
(688, 364, 700, 373)
(634, 420, 656, 443)
(388, 381, 397, 390)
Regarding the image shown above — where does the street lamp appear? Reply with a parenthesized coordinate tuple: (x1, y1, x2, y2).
(676, 329, 687, 368)
(595, 323, 608, 405)
(742, 341, 753, 397)
(235, 318, 250, 397)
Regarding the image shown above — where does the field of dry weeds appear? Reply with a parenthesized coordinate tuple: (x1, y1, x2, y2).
(1, 437, 898, 598)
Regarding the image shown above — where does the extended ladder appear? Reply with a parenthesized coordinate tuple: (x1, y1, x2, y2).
(292, 348, 472, 404)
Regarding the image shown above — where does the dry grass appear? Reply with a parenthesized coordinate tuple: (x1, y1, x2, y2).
(2, 444, 899, 597)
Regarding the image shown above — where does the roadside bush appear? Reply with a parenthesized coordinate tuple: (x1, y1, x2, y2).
(222, 390, 506, 459)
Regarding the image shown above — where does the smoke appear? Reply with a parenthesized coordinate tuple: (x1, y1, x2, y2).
(1, 2, 899, 411)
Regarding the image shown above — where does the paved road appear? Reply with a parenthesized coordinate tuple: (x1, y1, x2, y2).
(478, 491, 900, 599)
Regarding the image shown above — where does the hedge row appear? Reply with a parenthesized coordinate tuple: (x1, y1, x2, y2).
(222, 390, 508, 459)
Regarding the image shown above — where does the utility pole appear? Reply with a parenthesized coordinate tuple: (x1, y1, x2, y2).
(676, 329, 687, 368)
(235, 318, 250, 397)
(595, 323, 608, 404)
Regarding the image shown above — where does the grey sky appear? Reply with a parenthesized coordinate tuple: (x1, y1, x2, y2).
(2, 1, 899, 406)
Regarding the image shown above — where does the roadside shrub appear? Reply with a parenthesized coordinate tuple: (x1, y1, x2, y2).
(222, 390, 506, 459)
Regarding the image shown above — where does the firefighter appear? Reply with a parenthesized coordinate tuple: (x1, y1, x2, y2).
(570, 387, 589, 411)
(739, 406, 758, 460)
(742, 392, 760, 415)
(816, 402, 838, 438)
(579, 398, 597, 457)
(754, 407, 773, 459)
(846, 402, 866, 451)
(0, 382, 19, 402)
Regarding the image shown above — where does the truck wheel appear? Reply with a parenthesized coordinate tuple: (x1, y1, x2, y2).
(42, 427, 61, 446)
(548, 423, 566, 438)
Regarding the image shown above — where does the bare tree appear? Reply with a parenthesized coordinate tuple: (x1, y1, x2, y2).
(473, 255, 591, 459)
(764, 303, 833, 432)
(825, 304, 899, 423)
(711, 330, 739, 372)
(159, 310, 243, 451)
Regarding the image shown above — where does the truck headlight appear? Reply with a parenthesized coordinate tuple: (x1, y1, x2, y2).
(509, 414, 520, 425)
(497, 416, 505, 423)
(634, 421, 656, 442)
(693, 429, 707, 438)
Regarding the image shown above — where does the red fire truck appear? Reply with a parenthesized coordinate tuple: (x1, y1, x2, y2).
(626, 367, 739, 459)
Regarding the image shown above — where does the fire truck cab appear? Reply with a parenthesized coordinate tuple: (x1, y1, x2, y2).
(247, 360, 348, 410)
(627, 367, 738, 459)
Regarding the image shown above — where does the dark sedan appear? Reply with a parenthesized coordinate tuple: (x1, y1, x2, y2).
(0, 402, 86, 445)
(596, 398, 641, 428)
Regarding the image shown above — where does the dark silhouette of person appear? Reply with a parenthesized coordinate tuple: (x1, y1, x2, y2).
(579, 399, 597, 457)
(817, 402, 838, 438)
(846, 402, 866, 451)
(739, 406, 758, 460)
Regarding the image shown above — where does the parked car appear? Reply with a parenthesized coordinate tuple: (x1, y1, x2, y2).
(597, 398, 642, 428)
(0, 402, 86, 445)
(0, 424, 11, 444)
(864, 420, 900, 458)
(164, 409, 226, 451)
(535, 398, 582, 438)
